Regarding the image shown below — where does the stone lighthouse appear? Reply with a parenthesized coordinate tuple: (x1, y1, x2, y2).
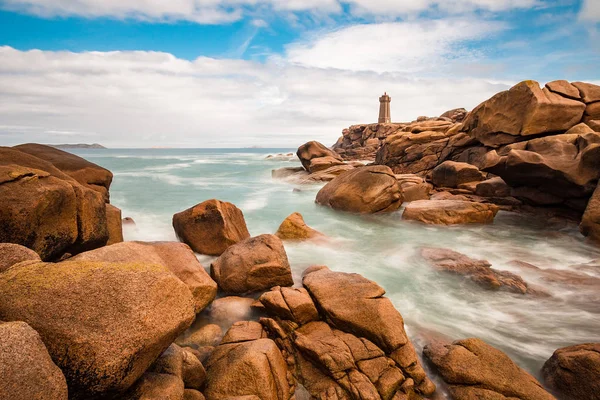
(378, 92, 391, 123)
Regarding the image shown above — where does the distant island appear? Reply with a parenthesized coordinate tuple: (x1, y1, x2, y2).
(49, 143, 106, 149)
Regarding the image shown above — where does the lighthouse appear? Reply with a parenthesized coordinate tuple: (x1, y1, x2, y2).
(378, 92, 391, 123)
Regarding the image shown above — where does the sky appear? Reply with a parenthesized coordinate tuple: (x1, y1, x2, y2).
(0, 0, 599, 148)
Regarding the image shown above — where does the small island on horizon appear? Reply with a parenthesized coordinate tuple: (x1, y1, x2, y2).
(49, 143, 107, 149)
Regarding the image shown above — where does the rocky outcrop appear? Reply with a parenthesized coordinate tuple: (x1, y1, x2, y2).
(211, 234, 293, 294)
(173, 199, 251, 256)
(0, 243, 41, 272)
(423, 338, 555, 400)
(273, 164, 356, 184)
(275, 212, 324, 241)
(333, 123, 405, 161)
(431, 161, 485, 188)
(106, 204, 124, 245)
(0, 260, 196, 399)
(403, 200, 499, 225)
(70, 241, 218, 313)
(580, 181, 600, 242)
(420, 248, 540, 295)
(297, 141, 344, 173)
(0, 321, 68, 400)
(316, 166, 403, 213)
(0, 147, 108, 260)
(542, 343, 600, 400)
(258, 266, 435, 399)
(14, 143, 113, 203)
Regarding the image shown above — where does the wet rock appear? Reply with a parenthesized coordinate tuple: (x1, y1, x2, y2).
(0, 321, 68, 400)
(316, 166, 403, 213)
(0, 242, 41, 272)
(275, 212, 324, 241)
(14, 143, 113, 202)
(0, 260, 196, 399)
(0, 147, 108, 261)
(581, 181, 600, 242)
(542, 343, 600, 400)
(173, 199, 251, 256)
(424, 338, 556, 400)
(258, 286, 319, 325)
(221, 321, 267, 345)
(431, 161, 485, 188)
(297, 141, 344, 173)
(462, 80, 586, 147)
(71, 241, 217, 313)
(403, 200, 499, 225)
(420, 248, 539, 295)
(205, 338, 291, 400)
(106, 204, 124, 245)
(178, 324, 224, 348)
(211, 234, 293, 295)
(207, 296, 256, 328)
(303, 267, 435, 396)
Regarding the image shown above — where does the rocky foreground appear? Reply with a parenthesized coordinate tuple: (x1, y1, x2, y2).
(1, 79, 600, 400)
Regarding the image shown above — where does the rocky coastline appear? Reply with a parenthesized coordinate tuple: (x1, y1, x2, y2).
(1, 79, 600, 400)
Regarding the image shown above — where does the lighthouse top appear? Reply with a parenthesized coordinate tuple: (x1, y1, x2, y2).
(378, 92, 391, 123)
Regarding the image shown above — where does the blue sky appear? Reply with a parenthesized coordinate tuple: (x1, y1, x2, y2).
(0, 0, 598, 147)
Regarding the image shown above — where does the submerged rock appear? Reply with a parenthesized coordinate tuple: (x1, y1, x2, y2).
(316, 165, 403, 213)
(275, 212, 324, 241)
(0, 242, 41, 272)
(70, 241, 217, 313)
(423, 338, 555, 400)
(542, 343, 600, 400)
(211, 234, 293, 294)
(403, 200, 499, 225)
(0, 321, 68, 400)
(173, 199, 251, 256)
(0, 260, 196, 399)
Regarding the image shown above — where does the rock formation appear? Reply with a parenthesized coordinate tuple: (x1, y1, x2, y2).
(297, 141, 344, 173)
(173, 199, 251, 256)
(542, 343, 600, 400)
(275, 212, 324, 241)
(403, 200, 498, 225)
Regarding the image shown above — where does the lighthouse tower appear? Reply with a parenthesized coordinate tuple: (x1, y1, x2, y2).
(378, 92, 391, 123)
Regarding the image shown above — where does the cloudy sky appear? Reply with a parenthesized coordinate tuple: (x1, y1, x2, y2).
(0, 0, 599, 148)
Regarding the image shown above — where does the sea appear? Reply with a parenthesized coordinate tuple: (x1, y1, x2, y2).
(72, 147, 600, 379)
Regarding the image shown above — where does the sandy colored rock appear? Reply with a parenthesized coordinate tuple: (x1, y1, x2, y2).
(71, 241, 217, 313)
(0, 260, 196, 399)
(303, 267, 434, 396)
(475, 177, 511, 197)
(584, 101, 600, 122)
(542, 343, 600, 400)
(185, 389, 206, 400)
(0, 321, 68, 400)
(0, 242, 41, 272)
(463, 80, 586, 147)
(316, 166, 402, 213)
(173, 199, 251, 256)
(423, 338, 555, 400)
(182, 348, 207, 390)
(572, 81, 600, 103)
(150, 344, 184, 378)
(124, 372, 185, 400)
(205, 338, 291, 400)
(545, 80, 582, 100)
(106, 203, 124, 245)
(14, 143, 113, 202)
(396, 174, 432, 202)
(211, 234, 293, 294)
(420, 248, 538, 295)
(308, 155, 345, 173)
(403, 200, 499, 225)
(221, 321, 267, 345)
(275, 212, 324, 241)
(431, 161, 485, 188)
(259, 286, 319, 325)
(297, 141, 343, 172)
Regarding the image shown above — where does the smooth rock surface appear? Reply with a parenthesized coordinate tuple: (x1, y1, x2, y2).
(0, 242, 41, 272)
(431, 161, 485, 188)
(403, 200, 499, 225)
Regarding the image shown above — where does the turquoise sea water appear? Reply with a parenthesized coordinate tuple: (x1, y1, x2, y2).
(74, 148, 600, 378)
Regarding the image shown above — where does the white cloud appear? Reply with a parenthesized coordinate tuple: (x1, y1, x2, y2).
(0, 46, 510, 148)
(1, 0, 539, 23)
(580, 0, 600, 22)
(285, 19, 506, 74)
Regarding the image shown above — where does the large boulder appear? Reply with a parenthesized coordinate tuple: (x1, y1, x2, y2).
(0, 260, 196, 399)
(462, 80, 586, 147)
(0, 321, 68, 400)
(258, 286, 319, 325)
(403, 200, 499, 225)
(275, 212, 324, 241)
(70, 241, 217, 313)
(211, 234, 293, 294)
(581, 182, 600, 242)
(0, 242, 41, 272)
(542, 343, 600, 400)
(423, 338, 555, 400)
(297, 141, 344, 173)
(316, 166, 402, 213)
(204, 338, 291, 400)
(431, 161, 485, 188)
(0, 147, 108, 260)
(173, 199, 251, 256)
(14, 143, 113, 203)
(106, 204, 124, 245)
(303, 267, 435, 396)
